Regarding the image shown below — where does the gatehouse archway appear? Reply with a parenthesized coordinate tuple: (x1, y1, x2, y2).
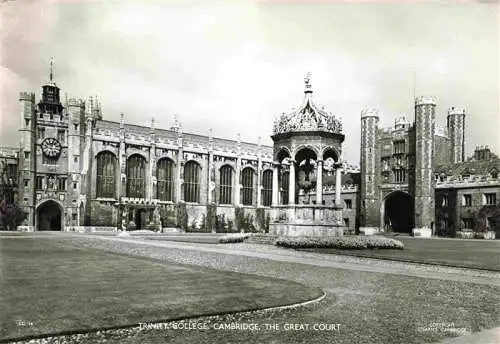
(383, 191, 414, 233)
(37, 200, 63, 231)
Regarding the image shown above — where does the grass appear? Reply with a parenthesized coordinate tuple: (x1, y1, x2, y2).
(140, 234, 224, 244)
(302, 236, 500, 271)
(57, 235, 500, 344)
(0, 236, 322, 341)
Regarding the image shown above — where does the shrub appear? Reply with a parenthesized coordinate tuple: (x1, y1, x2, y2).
(206, 203, 217, 231)
(176, 202, 188, 230)
(218, 233, 251, 244)
(215, 214, 228, 233)
(234, 207, 244, 230)
(0, 202, 28, 231)
(275, 235, 404, 250)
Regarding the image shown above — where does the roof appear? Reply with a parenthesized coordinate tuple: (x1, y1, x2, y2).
(94, 119, 273, 157)
(435, 155, 500, 176)
(273, 74, 342, 136)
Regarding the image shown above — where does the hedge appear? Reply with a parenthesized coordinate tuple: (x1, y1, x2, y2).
(275, 235, 404, 250)
(218, 233, 251, 244)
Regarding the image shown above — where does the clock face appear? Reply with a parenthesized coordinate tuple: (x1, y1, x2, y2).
(41, 138, 62, 158)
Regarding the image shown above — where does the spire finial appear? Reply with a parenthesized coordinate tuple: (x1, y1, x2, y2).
(304, 71, 312, 92)
(49, 57, 54, 83)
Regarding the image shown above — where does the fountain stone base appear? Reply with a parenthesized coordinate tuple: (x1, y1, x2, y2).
(269, 205, 346, 237)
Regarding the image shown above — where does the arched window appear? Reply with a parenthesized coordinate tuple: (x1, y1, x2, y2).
(157, 158, 174, 201)
(241, 167, 254, 206)
(261, 170, 273, 206)
(184, 161, 200, 203)
(96, 151, 116, 198)
(219, 165, 233, 204)
(127, 154, 146, 198)
(280, 170, 289, 205)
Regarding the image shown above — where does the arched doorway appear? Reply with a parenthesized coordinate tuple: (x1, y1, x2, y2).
(37, 200, 62, 231)
(384, 191, 414, 233)
(295, 147, 318, 204)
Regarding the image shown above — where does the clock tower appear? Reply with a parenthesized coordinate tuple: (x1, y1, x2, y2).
(19, 58, 73, 231)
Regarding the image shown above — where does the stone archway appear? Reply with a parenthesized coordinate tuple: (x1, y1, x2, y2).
(295, 148, 318, 199)
(37, 200, 63, 231)
(383, 191, 414, 233)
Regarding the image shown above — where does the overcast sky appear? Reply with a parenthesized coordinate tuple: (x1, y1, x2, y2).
(1, 0, 498, 164)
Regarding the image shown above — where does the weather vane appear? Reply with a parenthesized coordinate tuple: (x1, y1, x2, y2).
(304, 72, 312, 90)
(49, 57, 54, 83)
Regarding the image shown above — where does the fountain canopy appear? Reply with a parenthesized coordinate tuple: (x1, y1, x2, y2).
(272, 73, 343, 137)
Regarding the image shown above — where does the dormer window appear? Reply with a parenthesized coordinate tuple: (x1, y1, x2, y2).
(489, 169, 498, 179)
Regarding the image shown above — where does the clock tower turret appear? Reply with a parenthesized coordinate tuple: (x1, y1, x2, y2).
(38, 58, 63, 116)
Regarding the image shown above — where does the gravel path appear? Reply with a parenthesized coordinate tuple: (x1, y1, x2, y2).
(76, 234, 499, 286)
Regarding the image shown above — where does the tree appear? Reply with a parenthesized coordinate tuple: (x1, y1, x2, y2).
(0, 200, 27, 231)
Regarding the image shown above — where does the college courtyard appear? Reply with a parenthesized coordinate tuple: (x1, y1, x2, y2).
(1, 231, 499, 344)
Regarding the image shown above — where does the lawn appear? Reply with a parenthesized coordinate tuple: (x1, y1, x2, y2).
(139, 234, 225, 244)
(50, 235, 500, 344)
(0, 236, 322, 342)
(302, 237, 500, 271)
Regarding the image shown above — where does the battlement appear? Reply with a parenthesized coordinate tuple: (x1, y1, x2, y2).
(394, 116, 411, 130)
(447, 107, 465, 116)
(361, 108, 379, 119)
(67, 98, 85, 107)
(0, 146, 18, 158)
(19, 92, 35, 102)
(434, 125, 448, 137)
(415, 96, 436, 106)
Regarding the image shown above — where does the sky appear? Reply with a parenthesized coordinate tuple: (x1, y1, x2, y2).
(1, 0, 498, 164)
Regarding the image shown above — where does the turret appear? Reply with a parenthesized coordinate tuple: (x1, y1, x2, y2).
(18, 92, 36, 228)
(360, 108, 379, 228)
(67, 98, 85, 175)
(413, 96, 436, 232)
(447, 107, 465, 164)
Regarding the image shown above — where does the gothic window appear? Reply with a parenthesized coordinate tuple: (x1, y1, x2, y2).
(126, 154, 145, 198)
(57, 130, 65, 143)
(344, 199, 352, 209)
(441, 195, 448, 207)
(219, 165, 233, 205)
(484, 193, 497, 205)
(184, 161, 201, 203)
(261, 170, 273, 206)
(241, 167, 254, 206)
(58, 177, 66, 191)
(157, 158, 174, 201)
(393, 140, 405, 154)
(280, 171, 289, 205)
(37, 127, 45, 139)
(42, 155, 58, 165)
(462, 194, 472, 207)
(35, 176, 43, 190)
(394, 169, 406, 183)
(462, 218, 474, 229)
(97, 151, 117, 198)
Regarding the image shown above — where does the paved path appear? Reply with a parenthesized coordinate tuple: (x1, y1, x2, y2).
(87, 234, 499, 286)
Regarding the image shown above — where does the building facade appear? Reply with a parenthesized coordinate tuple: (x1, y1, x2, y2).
(358, 101, 500, 237)
(3, 69, 499, 236)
